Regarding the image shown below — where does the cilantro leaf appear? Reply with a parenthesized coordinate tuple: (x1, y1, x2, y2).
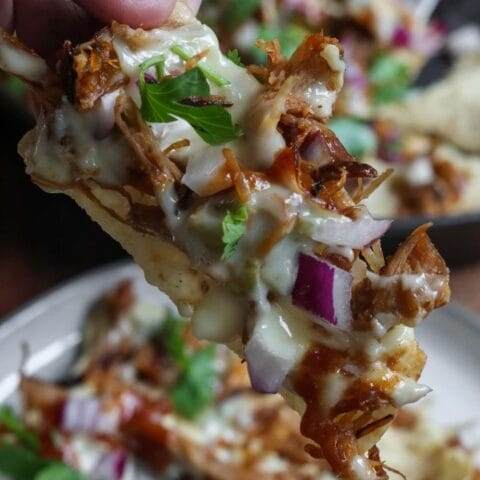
(171, 345, 217, 419)
(222, 205, 249, 260)
(0, 409, 84, 480)
(226, 49, 244, 67)
(0, 406, 39, 451)
(369, 54, 411, 105)
(0, 443, 48, 479)
(35, 463, 84, 480)
(329, 117, 378, 157)
(159, 313, 188, 368)
(155, 312, 218, 419)
(139, 65, 240, 146)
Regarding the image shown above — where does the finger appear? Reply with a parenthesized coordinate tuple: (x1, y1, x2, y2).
(14, 0, 99, 59)
(75, 0, 178, 29)
(0, 0, 14, 31)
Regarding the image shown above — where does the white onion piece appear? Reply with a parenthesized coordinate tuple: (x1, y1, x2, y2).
(245, 308, 304, 393)
(62, 395, 119, 434)
(292, 253, 352, 330)
(300, 213, 392, 249)
(91, 450, 127, 480)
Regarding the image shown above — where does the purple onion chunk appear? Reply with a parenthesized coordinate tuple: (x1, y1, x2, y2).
(392, 26, 412, 47)
(92, 450, 127, 480)
(62, 395, 119, 434)
(292, 253, 353, 330)
(245, 336, 292, 394)
(245, 309, 302, 394)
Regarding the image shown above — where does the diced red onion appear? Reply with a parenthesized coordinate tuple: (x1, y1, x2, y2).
(345, 66, 369, 91)
(307, 216, 392, 249)
(292, 253, 352, 330)
(92, 450, 127, 480)
(62, 395, 119, 434)
(413, 20, 447, 56)
(341, 36, 369, 91)
(245, 311, 300, 394)
(245, 337, 295, 394)
(391, 26, 412, 47)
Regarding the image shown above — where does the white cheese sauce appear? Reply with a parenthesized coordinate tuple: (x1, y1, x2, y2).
(26, 99, 135, 186)
(369, 272, 445, 317)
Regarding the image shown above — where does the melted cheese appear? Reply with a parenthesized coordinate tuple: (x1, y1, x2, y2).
(27, 100, 135, 186)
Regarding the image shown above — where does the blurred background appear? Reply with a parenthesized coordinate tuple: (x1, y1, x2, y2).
(1, 0, 480, 317)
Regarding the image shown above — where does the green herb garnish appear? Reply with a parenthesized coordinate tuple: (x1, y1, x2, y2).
(226, 49, 245, 67)
(0, 408, 84, 480)
(160, 313, 189, 368)
(369, 54, 411, 105)
(35, 463, 84, 480)
(0, 406, 39, 451)
(329, 117, 378, 157)
(0, 444, 47, 480)
(221, 205, 249, 260)
(170, 44, 230, 87)
(139, 58, 241, 146)
(223, 0, 261, 29)
(159, 313, 217, 419)
(2, 75, 25, 99)
(171, 345, 217, 419)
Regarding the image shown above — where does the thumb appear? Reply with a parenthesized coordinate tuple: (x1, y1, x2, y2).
(75, 0, 178, 29)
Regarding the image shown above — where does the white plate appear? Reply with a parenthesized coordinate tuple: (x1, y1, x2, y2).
(0, 261, 479, 462)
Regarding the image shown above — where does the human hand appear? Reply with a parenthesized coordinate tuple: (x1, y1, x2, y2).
(0, 0, 202, 58)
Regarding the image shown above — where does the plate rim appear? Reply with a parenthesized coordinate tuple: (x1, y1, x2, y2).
(0, 260, 137, 340)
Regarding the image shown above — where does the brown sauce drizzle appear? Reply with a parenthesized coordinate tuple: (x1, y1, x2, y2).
(294, 345, 357, 477)
(294, 344, 395, 478)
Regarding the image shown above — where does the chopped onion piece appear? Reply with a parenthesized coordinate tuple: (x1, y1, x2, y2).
(300, 212, 391, 249)
(292, 253, 352, 330)
(245, 308, 304, 393)
(391, 26, 412, 47)
(62, 395, 119, 434)
(92, 449, 127, 480)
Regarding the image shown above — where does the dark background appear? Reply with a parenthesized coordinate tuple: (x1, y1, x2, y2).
(0, 0, 479, 317)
